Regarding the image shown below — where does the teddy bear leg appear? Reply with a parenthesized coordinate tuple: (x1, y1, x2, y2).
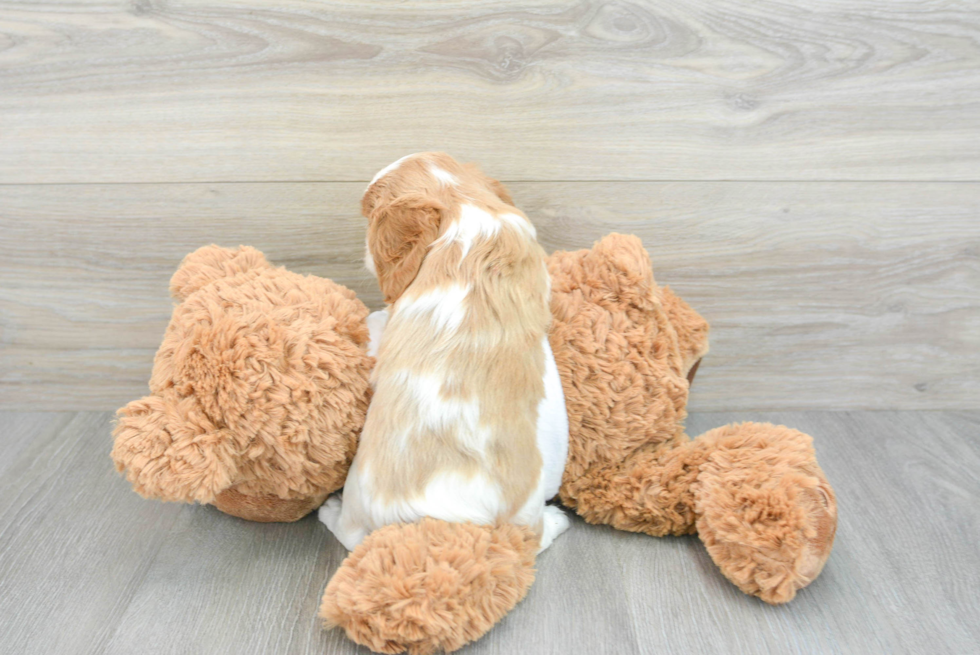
(561, 436, 714, 537)
(692, 422, 837, 604)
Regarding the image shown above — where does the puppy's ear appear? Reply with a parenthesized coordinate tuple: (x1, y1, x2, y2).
(487, 178, 514, 206)
(367, 193, 443, 304)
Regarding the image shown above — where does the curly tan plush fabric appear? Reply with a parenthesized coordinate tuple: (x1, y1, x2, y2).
(660, 285, 710, 376)
(112, 245, 372, 521)
(547, 233, 702, 511)
(321, 518, 538, 655)
(547, 233, 836, 603)
(694, 422, 837, 603)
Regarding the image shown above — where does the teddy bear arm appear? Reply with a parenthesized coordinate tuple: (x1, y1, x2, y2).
(111, 393, 244, 505)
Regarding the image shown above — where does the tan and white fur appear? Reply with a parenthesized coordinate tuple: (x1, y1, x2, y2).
(319, 152, 569, 552)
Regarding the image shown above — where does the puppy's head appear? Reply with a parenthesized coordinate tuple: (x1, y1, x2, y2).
(362, 152, 514, 304)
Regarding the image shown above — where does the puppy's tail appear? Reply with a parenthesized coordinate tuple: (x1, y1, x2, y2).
(320, 518, 538, 655)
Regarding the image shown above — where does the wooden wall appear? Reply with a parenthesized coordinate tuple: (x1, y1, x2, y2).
(1, 1, 978, 410)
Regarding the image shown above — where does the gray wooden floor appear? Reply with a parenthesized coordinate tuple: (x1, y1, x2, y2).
(1, 410, 977, 655)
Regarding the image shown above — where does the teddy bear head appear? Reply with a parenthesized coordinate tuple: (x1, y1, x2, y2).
(111, 245, 373, 521)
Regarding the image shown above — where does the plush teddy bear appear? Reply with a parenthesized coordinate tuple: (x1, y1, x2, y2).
(113, 237, 836, 654)
(111, 245, 373, 522)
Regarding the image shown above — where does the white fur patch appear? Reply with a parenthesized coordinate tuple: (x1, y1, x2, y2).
(537, 337, 569, 500)
(429, 164, 458, 186)
(322, 464, 505, 549)
(318, 494, 367, 551)
(366, 310, 388, 359)
(364, 236, 377, 277)
(382, 369, 489, 457)
(500, 212, 537, 239)
(539, 504, 571, 552)
(415, 471, 504, 525)
(436, 204, 501, 260)
(367, 153, 414, 189)
(395, 283, 470, 332)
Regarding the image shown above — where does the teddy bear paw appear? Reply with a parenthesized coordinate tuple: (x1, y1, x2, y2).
(692, 422, 837, 604)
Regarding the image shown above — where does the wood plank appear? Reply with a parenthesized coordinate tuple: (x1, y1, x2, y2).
(1, 1, 978, 183)
(1, 181, 977, 411)
(0, 412, 67, 477)
(100, 504, 642, 655)
(0, 412, 185, 655)
(467, 519, 641, 655)
(99, 506, 355, 655)
(517, 181, 980, 412)
(2, 411, 977, 654)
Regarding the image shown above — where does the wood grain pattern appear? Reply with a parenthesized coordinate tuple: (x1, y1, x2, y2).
(100, 505, 354, 655)
(1, 410, 977, 654)
(1, 1, 979, 183)
(0, 412, 185, 655)
(2, 181, 977, 411)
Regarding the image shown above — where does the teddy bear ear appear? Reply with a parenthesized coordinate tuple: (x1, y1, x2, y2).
(660, 285, 710, 376)
(169, 244, 271, 301)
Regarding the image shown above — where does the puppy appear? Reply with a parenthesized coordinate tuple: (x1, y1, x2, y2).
(319, 152, 569, 552)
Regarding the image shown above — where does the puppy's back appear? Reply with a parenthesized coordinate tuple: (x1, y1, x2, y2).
(351, 154, 551, 530)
